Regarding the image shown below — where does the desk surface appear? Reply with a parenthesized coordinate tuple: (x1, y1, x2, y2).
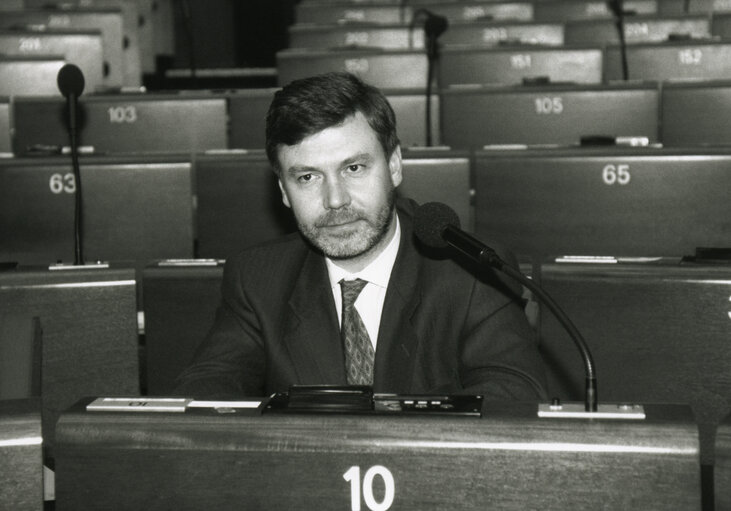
(55, 399, 700, 510)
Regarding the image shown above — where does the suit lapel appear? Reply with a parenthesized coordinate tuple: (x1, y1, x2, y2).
(373, 214, 422, 392)
(283, 248, 347, 384)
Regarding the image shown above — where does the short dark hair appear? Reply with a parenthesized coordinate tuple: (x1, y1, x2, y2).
(265, 72, 400, 172)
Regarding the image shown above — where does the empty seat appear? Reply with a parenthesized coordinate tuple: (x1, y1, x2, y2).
(538, 259, 731, 466)
(604, 40, 731, 81)
(0, 316, 41, 400)
(289, 22, 425, 50)
(0, 56, 66, 96)
(295, 2, 406, 24)
(0, 398, 43, 511)
(385, 88, 441, 147)
(227, 88, 278, 150)
(713, 12, 731, 38)
(439, 45, 604, 87)
(441, 20, 564, 46)
(0, 155, 194, 266)
(277, 48, 429, 89)
(0, 29, 105, 92)
(564, 15, 711, 45)
(399, 148, 474, 230)
(12, 93, 228, 156)
(533, 0, 657, 21)
(0, 8, 128, 89)
(228, 86, 439, 149)
(194, 151, 296, 260)
(417, 1, 534, 22)
(142, 261, 224, 395)
(0, 97, 9, 154)
(0, 266, 139, 458)
(661, 80, 731, 146)
(441, 82, 659, 148)
(473, 146, 731, 259)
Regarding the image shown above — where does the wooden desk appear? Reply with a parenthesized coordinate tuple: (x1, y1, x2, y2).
(55, 400, 700, 510)
(0, 398, 43, 511)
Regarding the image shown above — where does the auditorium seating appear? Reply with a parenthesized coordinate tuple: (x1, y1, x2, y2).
(0, 398, 44, 511)
(0, 7, 129, 89)
(0, 55, 66, 96)
(0, 29, 105, 92)
(193, 151, 295, 260)
(289, 22, 426, 50)
(473, 146, 731, 259)
(277, 48, 429, 89)
(294, 2, 407, 24)
(2, 2, 730, 507)
(12, 93, 227, 156)
(564, 14, 712, 44)
(438, 45, 604, 86)
(414, 1, 534, 22)
(661, 80, 731, 146)
(142, 261, 224, 395)
(0, 97, 9, 154)
(0, 266, 139, 459)
(0, 316, 41, 400)
(604, 40, 731, 81)
(713, 12, 731, 37)
(227, 88, 278, 150)
(441, 20, 565, 46)
(0, 155, 194, 266)
(440, 82, 659, 148)
(533, 0, 658, 20)
(537, 259, 731, 469)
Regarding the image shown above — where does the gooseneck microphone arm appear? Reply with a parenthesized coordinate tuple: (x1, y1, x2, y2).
(415, 203, 598, 412)
(57, 63, 86, 265)
(409, 9, 448, 146)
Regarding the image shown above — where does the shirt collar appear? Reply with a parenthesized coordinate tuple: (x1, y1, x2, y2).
(326, 214, 401, 290)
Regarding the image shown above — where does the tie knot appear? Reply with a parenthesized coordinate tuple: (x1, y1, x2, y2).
(340, 278, 367, 308)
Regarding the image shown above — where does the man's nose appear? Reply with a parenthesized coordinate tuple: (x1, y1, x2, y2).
(324, 176, 350, 210)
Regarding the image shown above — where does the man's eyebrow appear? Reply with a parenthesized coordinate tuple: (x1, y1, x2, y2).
(285, 164, 318, 176)
(342, 153, 373, 166)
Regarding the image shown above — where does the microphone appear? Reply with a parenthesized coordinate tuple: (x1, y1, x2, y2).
(409, 9, 448, 147)
(422, 10, 448, 41)
(414, 202, 598, 413)
(57, 64, 85, 266)
(57, 63, 85, 99)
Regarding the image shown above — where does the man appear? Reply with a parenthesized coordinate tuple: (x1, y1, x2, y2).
(175, 72, 546, 400)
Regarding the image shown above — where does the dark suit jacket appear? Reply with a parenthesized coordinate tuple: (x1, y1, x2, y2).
(175, 200, 547, 400)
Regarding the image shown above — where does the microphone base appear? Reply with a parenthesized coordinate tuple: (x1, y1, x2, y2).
(538, 402, 645, 420)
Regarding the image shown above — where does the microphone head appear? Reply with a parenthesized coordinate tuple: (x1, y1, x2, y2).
(413, 202, 461, 248)
(424, 12, 449, 38)
(57, 63, 85, 98)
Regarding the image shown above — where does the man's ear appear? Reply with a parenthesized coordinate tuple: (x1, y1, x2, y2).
(389, 145, 403, 188)
(278, 179, 292, 208)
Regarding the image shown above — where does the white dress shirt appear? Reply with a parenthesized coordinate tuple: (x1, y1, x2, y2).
(325, 216, 401, 351)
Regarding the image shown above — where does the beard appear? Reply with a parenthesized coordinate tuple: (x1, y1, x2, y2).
(297, 188, 396, 260)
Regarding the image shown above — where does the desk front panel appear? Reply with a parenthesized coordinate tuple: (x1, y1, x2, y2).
(55, 402, 700, 510)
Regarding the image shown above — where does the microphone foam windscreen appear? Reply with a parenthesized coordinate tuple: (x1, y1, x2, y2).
(57, 63, 85, 98)
(413, 202, 461, 248)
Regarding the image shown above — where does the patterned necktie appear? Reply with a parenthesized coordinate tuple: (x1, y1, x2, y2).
(340, 278, 374, 386)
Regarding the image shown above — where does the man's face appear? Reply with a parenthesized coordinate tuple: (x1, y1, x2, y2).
(276, 112, 402, 267)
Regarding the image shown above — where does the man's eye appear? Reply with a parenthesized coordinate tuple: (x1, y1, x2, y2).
(297, 173, 313, 183)
(346, 164, 362, 172)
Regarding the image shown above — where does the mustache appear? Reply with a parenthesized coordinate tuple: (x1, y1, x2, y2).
(314, 207, 364, 228)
